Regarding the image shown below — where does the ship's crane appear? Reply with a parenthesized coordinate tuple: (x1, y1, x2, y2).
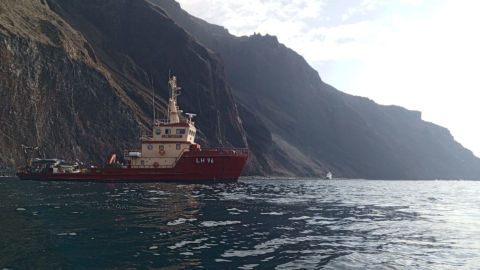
(21, 145, 43, 168)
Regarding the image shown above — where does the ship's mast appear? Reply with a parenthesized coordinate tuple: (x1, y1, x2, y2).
(151, 76, 155, 124)
(168, 75, 181, 124)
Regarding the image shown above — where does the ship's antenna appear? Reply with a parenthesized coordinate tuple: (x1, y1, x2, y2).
(168, 70, 171, 122)
(151, 75, 155, 124)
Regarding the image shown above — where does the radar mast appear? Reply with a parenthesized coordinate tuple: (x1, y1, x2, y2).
(168, 76, 181, 124)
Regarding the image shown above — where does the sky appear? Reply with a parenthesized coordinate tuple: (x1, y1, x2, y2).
(176, 0, 480, 157)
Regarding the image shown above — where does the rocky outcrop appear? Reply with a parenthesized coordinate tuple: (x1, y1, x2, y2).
(152, 0, 480, 179)
(0, 0, 144, 166)
(0, 0, 247, 169)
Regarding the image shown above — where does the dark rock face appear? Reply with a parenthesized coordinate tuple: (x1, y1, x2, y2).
(47, 0, 247, 149)
(0, 0, 142, 166)
(0, 0, 247, 168)
(152, 0, 480, 179)
(1, 0, 479, 179)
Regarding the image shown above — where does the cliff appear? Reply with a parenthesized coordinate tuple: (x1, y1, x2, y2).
(0, 0, 479, 179)
(151, 0, 480, 179)
(0, 0, 247, 168)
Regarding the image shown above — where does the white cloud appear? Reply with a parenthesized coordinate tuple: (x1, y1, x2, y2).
(400, 0, 425, 6)
(177, 0, 325, 37)
(342, 8, 357, 21)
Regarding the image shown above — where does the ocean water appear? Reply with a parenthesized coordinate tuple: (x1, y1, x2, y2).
(0, 178, 479, 270)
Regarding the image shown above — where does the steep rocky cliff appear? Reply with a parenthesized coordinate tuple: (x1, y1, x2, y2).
(0, 0, 247, 169)
(1, 0, 479, 179)
(0, 0, 143, 166)
(152, 0, 480, 179)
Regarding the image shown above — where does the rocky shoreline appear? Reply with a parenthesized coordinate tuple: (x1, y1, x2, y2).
(0, 165, 15, 177)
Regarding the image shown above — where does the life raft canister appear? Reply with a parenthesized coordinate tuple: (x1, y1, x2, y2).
(153, 162, 160, 168)
(159, 149, 166, 156)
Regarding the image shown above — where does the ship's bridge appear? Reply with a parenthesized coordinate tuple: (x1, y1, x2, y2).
(136, 117, 197, 160)
(151, 119, 196, 143)
(124, 75, 200, 167)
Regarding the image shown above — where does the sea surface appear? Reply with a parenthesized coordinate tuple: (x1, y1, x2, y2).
(1, 178, 479, 270)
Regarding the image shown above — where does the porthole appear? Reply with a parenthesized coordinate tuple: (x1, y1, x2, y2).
(148, 145, 153, 150)
(155, 129, 161, 135)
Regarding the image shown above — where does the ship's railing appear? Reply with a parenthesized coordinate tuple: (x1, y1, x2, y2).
(124, 165, 175, 169)
(154, 119, 193, 125)
(99, 164, 175, 169)
(123, 148, 248, 158)
(199, 148, 249, 155)
(75, 164, 175, 170)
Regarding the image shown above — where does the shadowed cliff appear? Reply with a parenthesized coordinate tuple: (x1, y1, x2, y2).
(0, 0, 247, 169)
(152, 0, 480, 179)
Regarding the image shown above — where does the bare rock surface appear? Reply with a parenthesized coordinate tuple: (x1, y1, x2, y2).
(0, 0, 479, 179)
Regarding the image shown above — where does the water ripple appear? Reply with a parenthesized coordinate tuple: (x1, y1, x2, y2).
(0, 178, 479, 269)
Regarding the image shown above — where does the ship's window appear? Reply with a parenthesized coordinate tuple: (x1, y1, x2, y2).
(176, 129, 186, 134)
(159, 145, 164, 150)
(165, 129, 171, 134)
(155, 129, 161, 135)
(176, 144, 180, 150)
(141, 160, 145, 165)
(148, 145, 153, 150)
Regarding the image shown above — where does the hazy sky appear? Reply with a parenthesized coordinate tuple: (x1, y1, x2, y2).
(176, 0, 480, 157)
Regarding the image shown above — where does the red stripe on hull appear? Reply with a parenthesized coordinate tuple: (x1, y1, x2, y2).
(17, 154, 247, 182)
(142, 141, 191, 144)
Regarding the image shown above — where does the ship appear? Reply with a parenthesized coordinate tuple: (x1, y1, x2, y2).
(17, 76, 248, 182)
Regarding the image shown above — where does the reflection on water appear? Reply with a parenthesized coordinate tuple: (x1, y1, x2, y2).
(0, 178, 479, 269)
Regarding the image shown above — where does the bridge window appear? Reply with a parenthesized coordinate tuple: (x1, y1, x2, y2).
(176, 144, 180, 150)
(165, 129, 171, 134)
(176, 129, 186, 134)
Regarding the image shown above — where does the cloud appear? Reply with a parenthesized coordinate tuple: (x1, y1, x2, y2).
(399, 0, 425, 6)
(177, 0, 325, 37)
(342, 8, 357, 21)
(341, 0, 386, 20)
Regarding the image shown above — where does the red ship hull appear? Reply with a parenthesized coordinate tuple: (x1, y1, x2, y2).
(17, 151, 248, 183)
